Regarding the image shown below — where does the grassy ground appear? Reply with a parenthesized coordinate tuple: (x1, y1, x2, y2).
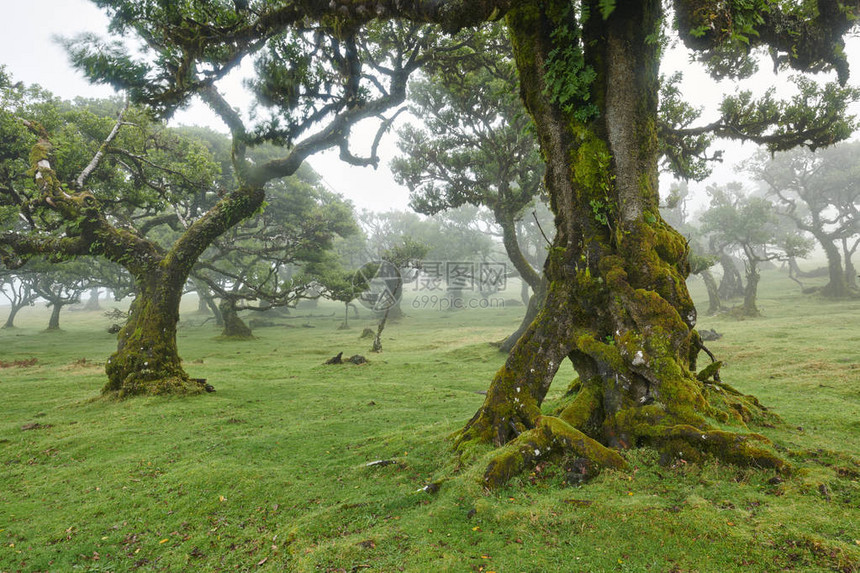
(0, 270, 858, 572)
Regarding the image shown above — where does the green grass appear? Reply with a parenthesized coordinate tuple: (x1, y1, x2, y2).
(1, 272, 858, 572)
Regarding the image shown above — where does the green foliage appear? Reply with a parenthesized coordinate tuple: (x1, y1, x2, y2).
(543, 6, 598, 122)
(688, 252, 718, 275)
(700, 184, 780, 251)
(392, 23, 544, 227)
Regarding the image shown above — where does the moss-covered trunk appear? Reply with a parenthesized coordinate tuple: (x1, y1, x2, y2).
(219, 297, 254, 339)
(104, 266, 199, 396)
(100, 184, 264, 396)
(455, 0, 783, 488)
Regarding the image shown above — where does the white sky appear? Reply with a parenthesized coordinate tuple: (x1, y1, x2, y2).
(2, 0, 859, 215)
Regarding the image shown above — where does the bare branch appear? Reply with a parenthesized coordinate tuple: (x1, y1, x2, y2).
(76, 99, 130, 189)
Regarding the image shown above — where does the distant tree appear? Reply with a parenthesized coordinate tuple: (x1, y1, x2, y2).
(0, 268, 36, 329)
(661, 183, 723, 314)
(27, 260, 94, 331)
(689, 251, 722, 316)
(193, 169, 358, 338)
(701, 184, 812, 316)
(358, 208, 491, 319)
(749, 144, 860, 297)
(314, 263, 372, 330)
(371, 237, 428, 351)
(392, 23, 546, 351)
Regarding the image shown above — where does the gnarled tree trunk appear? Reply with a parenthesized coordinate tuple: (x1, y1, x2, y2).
(219, 297, 254, 339)
(104, 266, 199, 396)
(700, 269, 722, 315)
(102, 185, 266, 396)
(819, 234, 849, 298)
(455, 1, 783, 488)
(718, 254, 745, 299)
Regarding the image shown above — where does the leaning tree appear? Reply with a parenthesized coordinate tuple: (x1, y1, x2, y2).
(64, 1, 860, 481)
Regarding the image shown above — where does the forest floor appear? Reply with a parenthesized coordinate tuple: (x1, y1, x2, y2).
(0, 268, 858, 572)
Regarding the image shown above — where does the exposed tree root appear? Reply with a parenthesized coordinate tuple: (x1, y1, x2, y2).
(104, 374, 206, 398)
(483, 415, 627, 489)
(457, 355, 787, 489)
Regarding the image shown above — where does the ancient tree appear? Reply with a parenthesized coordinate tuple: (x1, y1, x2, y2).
(193, 167, 359, 339)
(0, 268, 36, 329)
(384, 0, 856, 486)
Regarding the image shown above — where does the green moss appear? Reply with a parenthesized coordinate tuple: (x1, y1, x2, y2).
(102, 271, 192, 398)
(696, 360, 723, 381)
(540, 416, 627, 470)
(576, 334, 625, 372)
(558, 376, 602, 429)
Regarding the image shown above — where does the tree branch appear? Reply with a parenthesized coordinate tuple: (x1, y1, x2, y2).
(76, 99, 130, 189)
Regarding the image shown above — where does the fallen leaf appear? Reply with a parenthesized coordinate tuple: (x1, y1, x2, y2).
(257, 557, 268, 566)
(160, 539, 168, 544)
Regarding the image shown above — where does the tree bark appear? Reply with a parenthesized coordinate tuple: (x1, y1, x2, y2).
(741, 254, 761, 317)
(718, 254, 744, 299)
(499, 277, 546, 352)
(700, 269, 722, 315)
(100, 184, 265, 396)
(819, 236, 849, 298)
(3, 305, 21, 329)
(2, 298, 31, 328)
(104, 267, 201, 396)
(219, 297, 254, 339)
(45, 301, 65, 331)
(455, 1, 783, 488)
(841, 236, 857, 290)
(520, 279, 530, 306)
(497, 210, 545, 352)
